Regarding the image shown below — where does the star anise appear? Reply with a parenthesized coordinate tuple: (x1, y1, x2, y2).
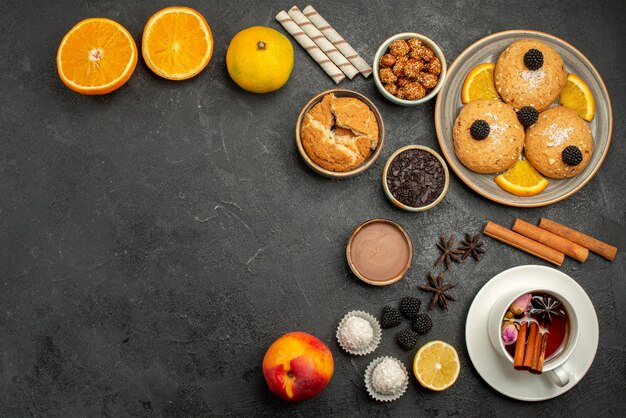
(457, 233, 486, 261)
(419, 272, 458, 310)
(530, 294, 565, 325)
(435, 235, 464, 270)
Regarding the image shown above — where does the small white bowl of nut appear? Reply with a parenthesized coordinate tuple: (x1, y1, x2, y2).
(373, 33, 447, 106)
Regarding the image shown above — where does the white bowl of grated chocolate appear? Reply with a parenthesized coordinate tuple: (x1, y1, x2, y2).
(373, 33, 447, 106)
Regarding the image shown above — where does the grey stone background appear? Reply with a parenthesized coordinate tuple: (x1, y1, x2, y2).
(1, 0, 624, 416)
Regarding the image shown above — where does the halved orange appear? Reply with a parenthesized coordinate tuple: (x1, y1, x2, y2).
(56, 18, 138, 95)
(559, 73, 595, 121)
(495, 158, 549, 197)
(461, 62, 498, 103)
(142, 7, 214, 80)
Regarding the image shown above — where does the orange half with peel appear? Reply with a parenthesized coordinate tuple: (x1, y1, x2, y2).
(142, 7, 214, 80)
(559, 73, 595, 121)
(56, 18, 138, 95)
(461, 62, 498, 103)
(495, 158, 549, 197)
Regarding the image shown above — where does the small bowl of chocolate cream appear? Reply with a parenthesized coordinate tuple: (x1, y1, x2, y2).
(346, 219, 413, 286)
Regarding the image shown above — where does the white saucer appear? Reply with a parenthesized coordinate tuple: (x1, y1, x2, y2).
(465, 265, 599, 401)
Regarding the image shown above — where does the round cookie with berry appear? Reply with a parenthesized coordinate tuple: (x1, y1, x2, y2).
(524, 106, 593, 179)
(494, 39, 567, 111)
(453, 99, 525, 174)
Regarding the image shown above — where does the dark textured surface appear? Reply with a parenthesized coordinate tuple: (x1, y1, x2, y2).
(1, 0, 625, 416)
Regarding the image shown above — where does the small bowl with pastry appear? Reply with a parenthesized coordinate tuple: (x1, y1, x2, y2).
(295, 89, 385, 178)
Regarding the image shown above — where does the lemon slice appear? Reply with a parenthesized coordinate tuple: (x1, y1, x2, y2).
(495, 158, 549, 197)
(559, 74, 595, 121)
(461, 63, 498, 103)
(413, 340, 460, 391)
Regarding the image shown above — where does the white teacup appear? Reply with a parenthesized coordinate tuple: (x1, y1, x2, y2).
(488, 288, 579, 386)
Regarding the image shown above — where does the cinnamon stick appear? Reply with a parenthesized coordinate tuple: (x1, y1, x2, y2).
(523, 322, 539, 369)
(512, 219, 589, 262)
(539, 218, 618, 261)
(483, 221, 565, 266)
(529, 331, 548, 375)
(513, 321, 528, 370)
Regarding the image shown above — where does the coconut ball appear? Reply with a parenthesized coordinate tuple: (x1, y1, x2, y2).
(339, 316, 374, 351)
(371, 358, 406, 395)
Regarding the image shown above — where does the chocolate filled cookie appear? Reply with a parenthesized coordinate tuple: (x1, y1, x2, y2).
(524, 106, 593, 179)
(453, 99, 524, 174)
(494, 39, 567, 111)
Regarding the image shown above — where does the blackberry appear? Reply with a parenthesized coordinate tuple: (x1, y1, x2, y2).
(412, 314, 433, 335)
(470, 119, 490, 140)
(562, 145, 583, 166)
(381, 306, 402, 329)
(399, 297, 421, 319)
(516, 106, 539, 127)
(396, 329, 419, 351)
(524, 49, 544, 70)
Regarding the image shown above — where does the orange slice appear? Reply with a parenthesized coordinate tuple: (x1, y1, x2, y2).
(559, 73, 595, 121)
(413, 341, 460, 391)
(56, 18, 138, 95)
(461, 63, 498, 103)
(142, 7, 214, 80)
(495, 158, 549, 197)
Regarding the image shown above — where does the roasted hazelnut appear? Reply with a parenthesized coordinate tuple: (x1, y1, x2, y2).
(408, 47, 424, 61)
(417, 71, 439, 89)
(407, 38, 423, 51)
(384, 83, 399, 96)
(379, 53, 396, 68)
(396, 77, 409, 88)
(388, 39, 410, 57)
(410, 45, 435, 62)
(426, 57, 442, 75)
(379, 67, 398, 84)
(392, 56, 409, 77)
(422, 46, 435, 62)
(404, 59, 424, 79)
(402, 82, 427, 100)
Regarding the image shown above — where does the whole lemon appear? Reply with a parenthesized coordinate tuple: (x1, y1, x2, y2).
(226, 26, 294, 93)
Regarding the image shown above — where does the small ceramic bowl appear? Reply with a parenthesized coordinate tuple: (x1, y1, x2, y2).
(382, 145, 450, 212)
(346, 218, 413, 286)
(373, 33, 447, 106)
(295, 89, 385, 178)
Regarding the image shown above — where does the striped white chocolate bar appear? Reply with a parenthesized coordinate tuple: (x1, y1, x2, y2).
(287, 6, 359, 79)
(302, 5, 373, 78)
(275, 10, 345, 84)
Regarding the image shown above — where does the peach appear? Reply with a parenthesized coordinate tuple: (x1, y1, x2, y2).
(262, 331, 334, 402)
